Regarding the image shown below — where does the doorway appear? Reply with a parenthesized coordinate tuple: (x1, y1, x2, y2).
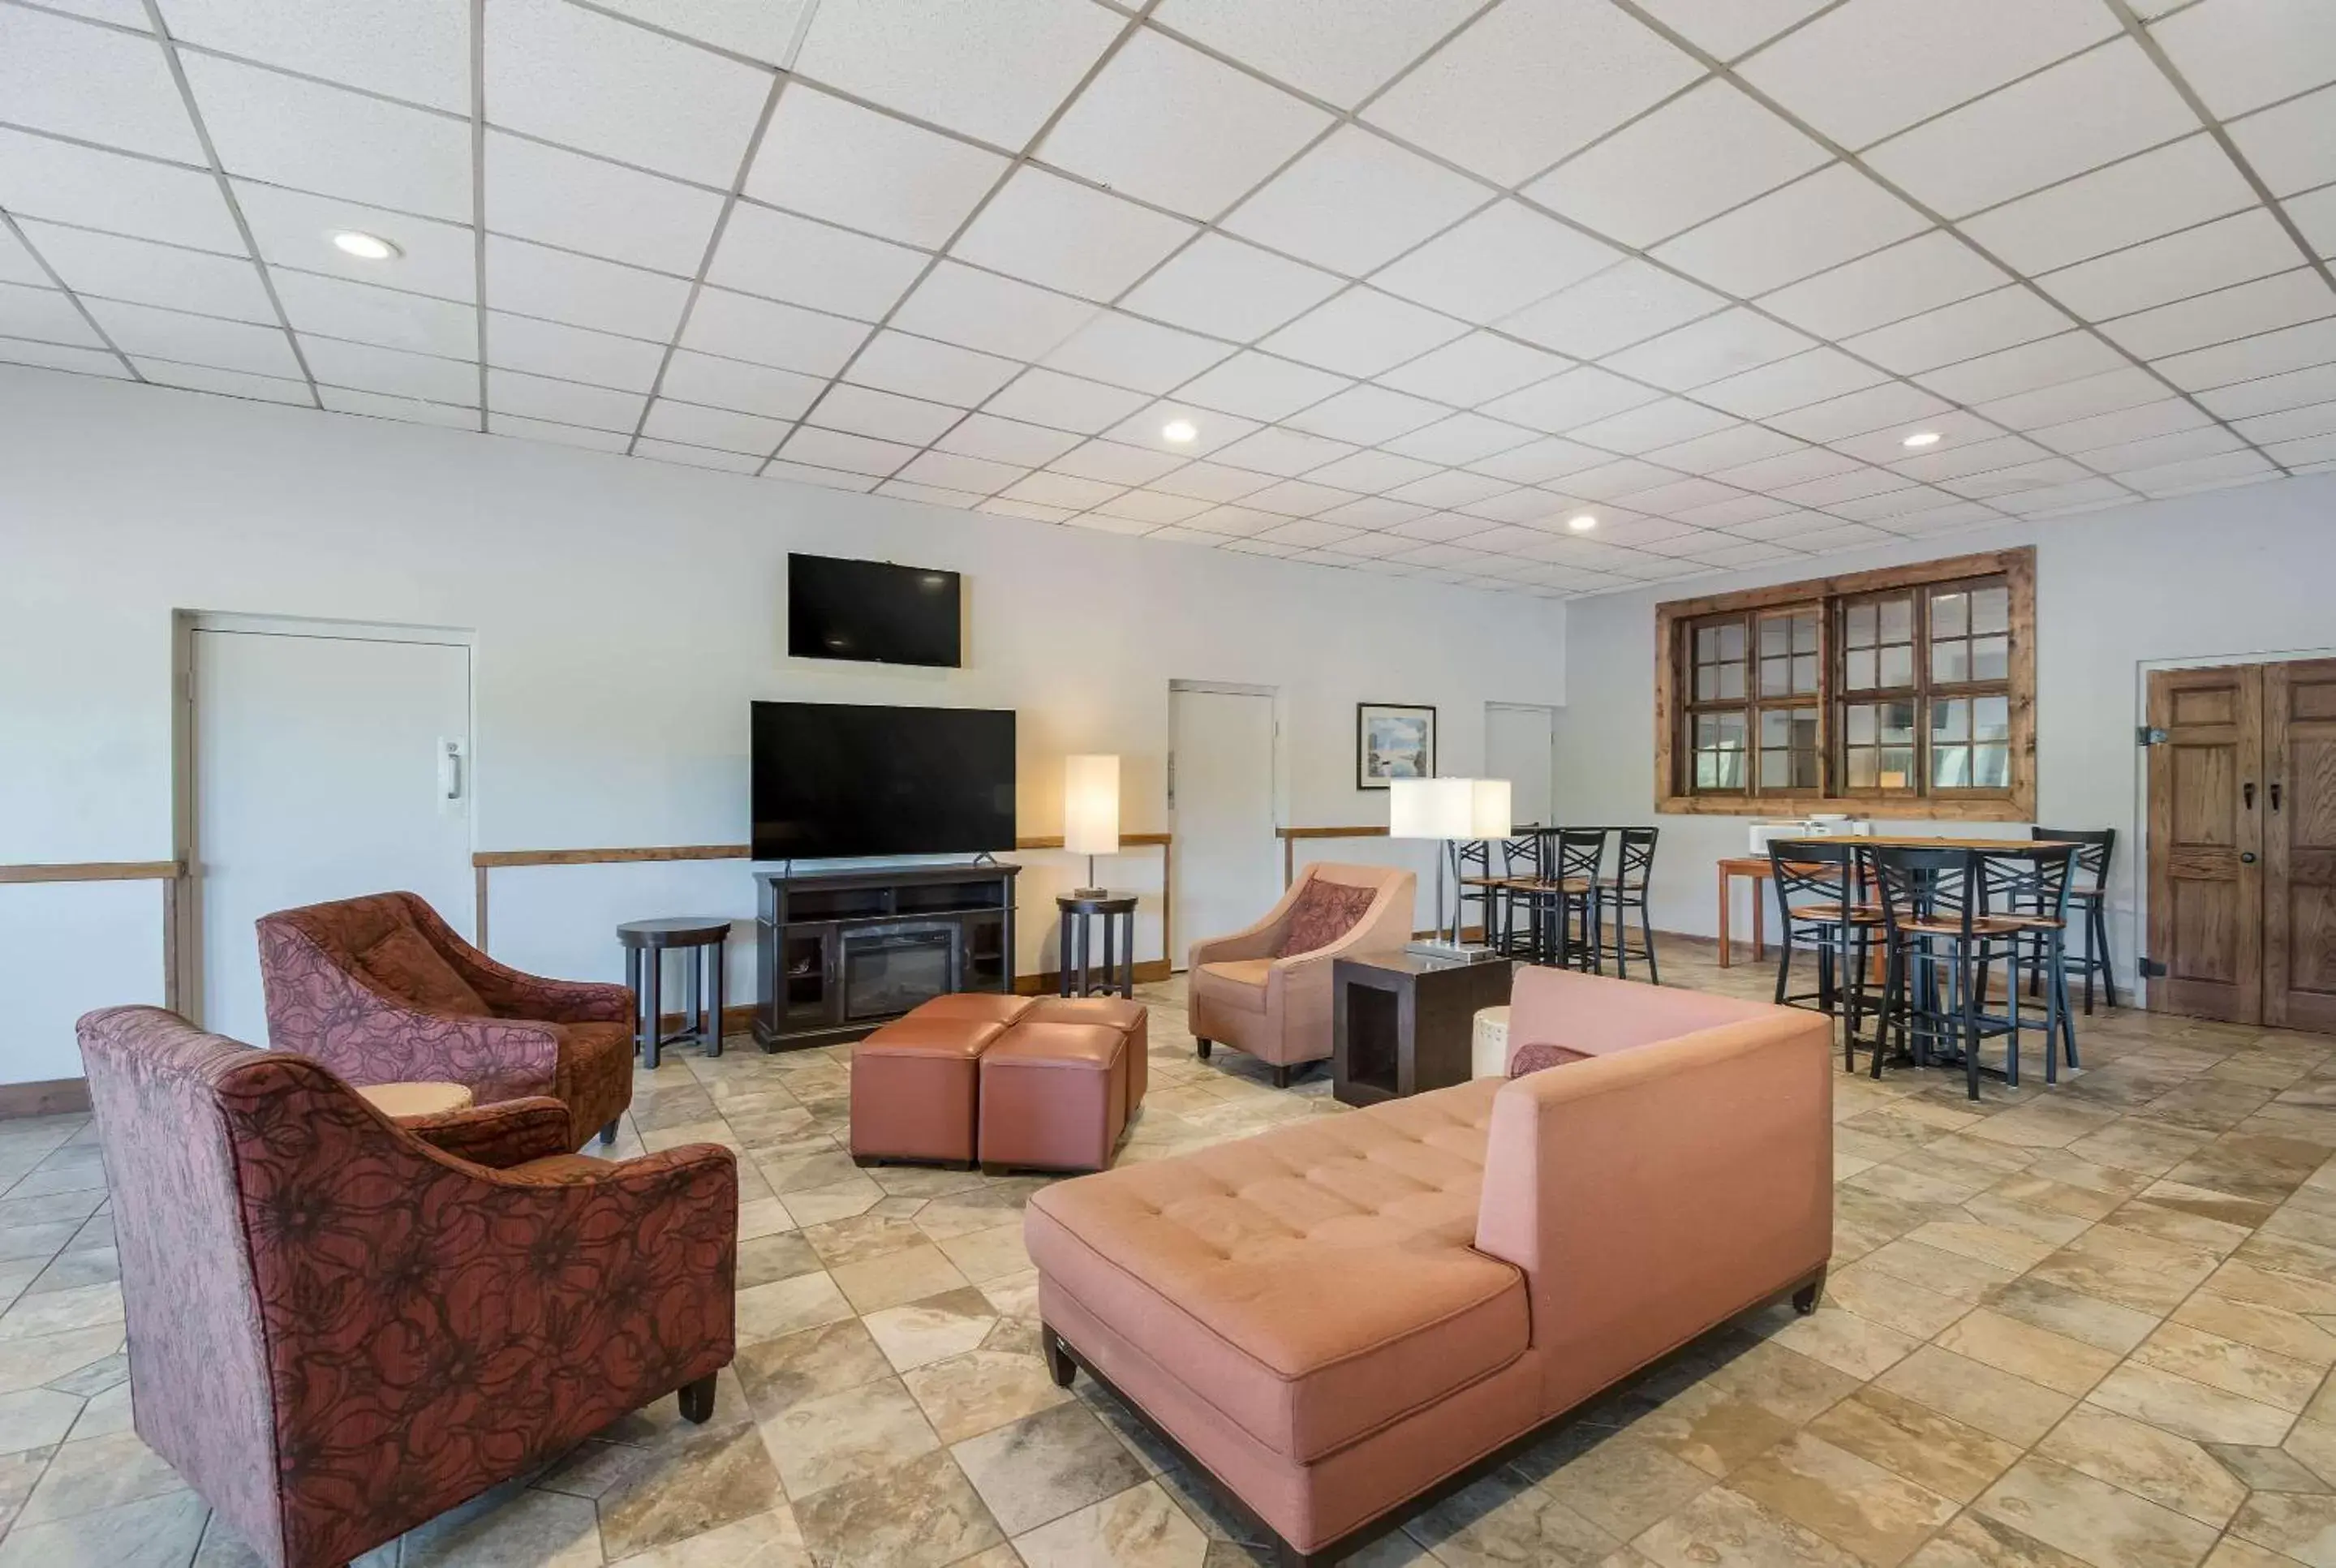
(1486, 702, 1556, 827)
(2145, 658, 2336, 1030)
(1168, 682, 1278, 969)
(184, 618, 475, 1042)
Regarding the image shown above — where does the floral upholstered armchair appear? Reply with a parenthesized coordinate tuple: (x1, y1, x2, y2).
(256, 891, 634, 1146)
(76, 1005, 738, 1568)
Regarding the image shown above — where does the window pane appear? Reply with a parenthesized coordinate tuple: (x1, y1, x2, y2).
(1932, 590, 1968, 637)
(1792, 653, 1818, 694)
(1759, 748, 1792, 788)
(1973, 742, 2011, 788)
(1696, 711, 1745, 748)
(1718, 664, 1745, 701)
(1973, 635, 2009, 681)
(1976, 694, 2010, 740)
(1760, 655, 1792, 696)
(1846, 603, 1876, 645)
(1847, 749, 1877, 788)
(1878, 747, 1915, 789)
(1933, 745, 1971, 788)
(1846, 704, 1876, 745)
(1847, 649, 1877, 689)
(1932, 698, 1970, 742)
(1696, 667, 1717, 701)
(1879, 702, 1916, 744)
(1792, 613, 1818, 654)
(1879, 645, 1914, 687)
(1933, 639, 1969, 684)
(1972, 586, 2009, 634)
(1879, 596, 1912, 641)
(1717, 622, 1745, 660)
(1696, 625, 1719, 659)
(1761, 617, 1790, 657)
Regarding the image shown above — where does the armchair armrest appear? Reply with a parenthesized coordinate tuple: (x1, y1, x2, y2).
(1473, 1012, 1831, 1414)
(400, 1097, 573, 1167)
(1188, 889, 1299, 969)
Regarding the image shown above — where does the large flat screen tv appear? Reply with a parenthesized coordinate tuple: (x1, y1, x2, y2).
(751, 702, 1015, 861)
(788, 552, 962, 668)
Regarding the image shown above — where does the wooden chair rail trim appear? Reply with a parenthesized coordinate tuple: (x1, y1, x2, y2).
(471, 836, 1177, 971)
(0, 861, 182, 883)
(1276, 823, 1393, 885)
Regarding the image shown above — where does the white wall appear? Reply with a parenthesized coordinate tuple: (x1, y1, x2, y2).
(0, 367, 1566, 1084)
(1554, 473, 2336, 990)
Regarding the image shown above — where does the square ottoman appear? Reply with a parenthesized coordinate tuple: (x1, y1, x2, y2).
(979, 1012, 1142, 1175)
(850, 994, 1035, 1168)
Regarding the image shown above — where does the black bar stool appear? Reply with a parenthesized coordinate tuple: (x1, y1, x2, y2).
(1981, 844, 2082, 1081)
(1867, 848, 2025, 1101)
(617, 917, 730, 1068)
(2030, 827, 2117, 1012)
(1490, 827, 1542, 956)
(1599, 826, 1662, 982)
(1768, 839, 1881, 1069)
(1540, 828, 1608, 973)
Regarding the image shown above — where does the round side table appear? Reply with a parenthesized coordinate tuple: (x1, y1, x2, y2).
(359, 1081, 474, 1120)
(618, 917, 731, 1068)
(1056, 893, 1138, 999)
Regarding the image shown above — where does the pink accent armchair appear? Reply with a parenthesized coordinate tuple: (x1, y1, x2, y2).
(1186, 862, 1416, 1085)
(256, 891, 635, 1147)
(76, 1005, 737, 1568)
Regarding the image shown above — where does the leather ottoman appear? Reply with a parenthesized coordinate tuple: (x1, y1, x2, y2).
(979, 1001, 1148, 1174)
(851, 994, 1035, 1168)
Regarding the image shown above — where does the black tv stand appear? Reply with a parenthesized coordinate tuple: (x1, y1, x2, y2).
(753, 862, 1021, 1051)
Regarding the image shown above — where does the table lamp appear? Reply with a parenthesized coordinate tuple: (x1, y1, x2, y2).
(1390, 775, 1512, 961)
(1063, 754, 1120, 898)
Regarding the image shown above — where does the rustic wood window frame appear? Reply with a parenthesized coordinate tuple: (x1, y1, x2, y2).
(1654, 547, 2036, 822)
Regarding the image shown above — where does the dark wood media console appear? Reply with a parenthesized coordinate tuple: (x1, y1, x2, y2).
(752, 862, 1021, 1051)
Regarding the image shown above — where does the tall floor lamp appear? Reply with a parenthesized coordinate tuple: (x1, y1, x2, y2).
(1390, 775, 1512, 961)
(1063, 754, 1119, 898)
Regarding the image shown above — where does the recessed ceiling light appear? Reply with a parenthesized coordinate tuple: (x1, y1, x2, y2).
(1901, 430, 1942, 449)
(1160, 419, 1198, 445)
(331, 230, 400, 261)
(1568, 513, 1598, 531)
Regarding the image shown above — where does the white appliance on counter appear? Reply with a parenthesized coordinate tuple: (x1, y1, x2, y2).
(1748, 817, 1874, 856)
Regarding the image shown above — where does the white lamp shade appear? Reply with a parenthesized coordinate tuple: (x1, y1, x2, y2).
(1470, 778, 1512, 838)
(1063, 754, 1121, 856)
(1389, 776, 1511, 840)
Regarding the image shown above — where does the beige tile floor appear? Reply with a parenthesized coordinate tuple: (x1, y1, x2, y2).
(1, 939, 2334, 1567)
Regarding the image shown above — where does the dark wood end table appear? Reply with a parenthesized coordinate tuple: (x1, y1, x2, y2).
(618, 917, 731, 1068)
(1332, 951, 1514, 1106)
(1056, 893, 1138, 999)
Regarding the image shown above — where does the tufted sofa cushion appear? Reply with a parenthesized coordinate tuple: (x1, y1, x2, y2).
(1023, 1077, 1525, 1463)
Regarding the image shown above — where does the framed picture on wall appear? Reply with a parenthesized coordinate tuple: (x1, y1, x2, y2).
(1356, 702, 1436, 789)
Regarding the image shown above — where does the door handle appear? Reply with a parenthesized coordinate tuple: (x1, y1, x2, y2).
(439, 738, 466, 802)
(2270, 781, 2282, 812)
(2241, 852, 2258, 864)
(2243, 781, 2255, 810)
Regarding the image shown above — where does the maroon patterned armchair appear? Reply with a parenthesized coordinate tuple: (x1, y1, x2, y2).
(76, 1005, 738, 1568)
(256, 891, 634, 1147)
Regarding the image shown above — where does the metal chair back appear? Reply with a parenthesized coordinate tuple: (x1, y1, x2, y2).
(2031, 827, 2113, 896)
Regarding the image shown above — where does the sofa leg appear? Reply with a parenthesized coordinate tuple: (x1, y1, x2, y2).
(1042, 1325, 1077, 1390)
(1792, 1271, 1826, 1316)
(1271, 1064, 1293, 1089)
(599, 1119, 619, 1146)
(1194, 1037, 1211, 1060)
(678, 1373, 717, 1424)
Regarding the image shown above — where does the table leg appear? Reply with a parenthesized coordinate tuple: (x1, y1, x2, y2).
(707, 941, 725, 1058)
(1718, 866, 1732, 969)
(1753, 878, 1766, 963)
(643, 949, 663, 1071)
(1119, 911, 1134, 998)
(1099, 911, 1116, 999)
(625, 947, 645, 1057)
(685, 952, 703, 1049)
(1058, 913, 1074, 999)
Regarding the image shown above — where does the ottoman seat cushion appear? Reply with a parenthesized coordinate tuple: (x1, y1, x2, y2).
(1024, 1078, 1525, 1464)
(979, 1020, 1132, 1174)
(910, 994, 1038, 1027)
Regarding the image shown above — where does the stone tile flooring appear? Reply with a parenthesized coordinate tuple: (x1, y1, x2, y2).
(1, 939, 2334, 1566)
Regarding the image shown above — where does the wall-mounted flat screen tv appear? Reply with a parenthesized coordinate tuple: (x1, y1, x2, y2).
(787, 552, 962, 668)
(751, 701, 1015, 861)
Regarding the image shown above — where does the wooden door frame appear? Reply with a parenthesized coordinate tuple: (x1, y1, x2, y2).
(2144, 663, 2263, 1024)
(171, 612, 478, 1027)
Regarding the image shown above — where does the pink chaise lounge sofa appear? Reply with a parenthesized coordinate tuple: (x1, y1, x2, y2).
(1024, 965, 1832, 1566)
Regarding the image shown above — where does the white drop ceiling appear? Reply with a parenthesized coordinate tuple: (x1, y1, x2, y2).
(3, 0, 2334, 598)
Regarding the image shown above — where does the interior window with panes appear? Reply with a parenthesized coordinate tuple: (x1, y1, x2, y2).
(1657, 550, 2033, 819)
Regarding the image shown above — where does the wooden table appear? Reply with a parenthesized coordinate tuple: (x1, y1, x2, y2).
(1332, 951, 1514, 1106)
(1716, 836, 2065, 968)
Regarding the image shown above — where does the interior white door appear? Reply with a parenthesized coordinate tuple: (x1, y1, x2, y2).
(193, 628, 472, 1044)
(1486, 703, 1556, 827)
(1168, 685, 1279, 969)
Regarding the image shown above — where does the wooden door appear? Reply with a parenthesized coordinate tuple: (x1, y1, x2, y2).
(2146, 664, 2263, 1024)
(2265, 659, 2336, 1032)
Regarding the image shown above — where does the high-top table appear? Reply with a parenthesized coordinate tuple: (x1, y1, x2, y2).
(618, 917, 731, 1067)
(1716, 835, 2067, 967)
